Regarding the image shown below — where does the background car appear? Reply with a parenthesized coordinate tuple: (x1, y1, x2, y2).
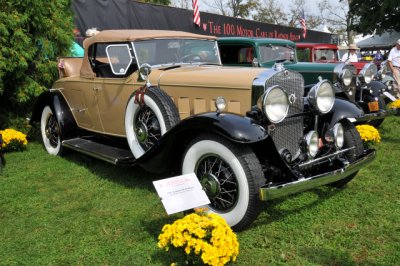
(218, 37, 389, 127)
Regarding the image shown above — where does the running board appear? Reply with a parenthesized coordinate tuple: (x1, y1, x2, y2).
(62, 138, 136, 165)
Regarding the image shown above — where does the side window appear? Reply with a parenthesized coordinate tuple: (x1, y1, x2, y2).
(89, 43, 136, 78)
(106, 44, 133, 75)
(297, 48, 310, 62)
(219, 45, 253, 65)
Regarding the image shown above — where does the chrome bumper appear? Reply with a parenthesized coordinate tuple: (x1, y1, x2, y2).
(259, 149, 376, 201)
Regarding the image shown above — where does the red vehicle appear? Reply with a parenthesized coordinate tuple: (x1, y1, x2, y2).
(296, 43, 376, 74)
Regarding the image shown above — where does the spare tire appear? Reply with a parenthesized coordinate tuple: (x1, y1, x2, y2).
(125, 87, 180, 158)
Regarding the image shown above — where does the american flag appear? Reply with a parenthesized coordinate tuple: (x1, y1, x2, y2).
(300, 9, 307, 39)
(192, 0, 200, 27)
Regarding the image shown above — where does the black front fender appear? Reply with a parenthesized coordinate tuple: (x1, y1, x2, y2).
(322, 98, 364, 128)
(136, 112, 270, 174)
(30, 90, 77, 140)
(370, 80, 387, 96)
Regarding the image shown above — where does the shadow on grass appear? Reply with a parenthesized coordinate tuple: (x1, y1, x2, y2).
(300, 247, 377, 266)
(62, 151, 161, 192)
(250, 186, 344, 229)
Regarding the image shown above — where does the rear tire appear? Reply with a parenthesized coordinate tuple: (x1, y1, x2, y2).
(181, 135, 264, 231)
(329, 120, 364, 188)
(41, 106, 64, 155)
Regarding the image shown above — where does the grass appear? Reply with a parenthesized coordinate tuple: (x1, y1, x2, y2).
(1, 117, 400, 265)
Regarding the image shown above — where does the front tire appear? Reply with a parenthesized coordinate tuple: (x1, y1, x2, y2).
(125, 87, 180, 158)
(182, 135, 264, 231)
(40, 106, 63, 155)
(330, 120, 364, 188)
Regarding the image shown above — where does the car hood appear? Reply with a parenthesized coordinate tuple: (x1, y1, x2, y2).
(149, 65, 266, 90)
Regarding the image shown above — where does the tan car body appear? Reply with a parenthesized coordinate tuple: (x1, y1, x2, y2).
(56, 30, 265, 137)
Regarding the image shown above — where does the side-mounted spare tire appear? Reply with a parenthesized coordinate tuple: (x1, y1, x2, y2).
(125, 87, 180, 158)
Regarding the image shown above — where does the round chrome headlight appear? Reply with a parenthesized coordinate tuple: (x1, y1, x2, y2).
(341, 68, 353, 86)
(333, 123, 344, 149)
(262, 86, 289, 123)
(306, 131, 319, 158)
(324, 123, 344, 149)
(385, 79, 393, 91)
(359, 63, 377, 84)
(308, 80, 335, 114)
(215, 96, 226, 112)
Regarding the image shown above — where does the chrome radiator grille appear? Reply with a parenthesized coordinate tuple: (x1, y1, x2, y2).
(266, 70, 304, 160)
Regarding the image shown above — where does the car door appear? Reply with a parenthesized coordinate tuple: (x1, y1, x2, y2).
(94, 43, 141, 136)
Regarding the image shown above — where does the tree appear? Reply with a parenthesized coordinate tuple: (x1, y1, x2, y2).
(0, 0, 74, 128)
(205, 0, 257, 18)
(254, 0, 322, 30)
(318, 0, 354, 45)
(349, 0, 400, 35)
(253, 0, 289, 25)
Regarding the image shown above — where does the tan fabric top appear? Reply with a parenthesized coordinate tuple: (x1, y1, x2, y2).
(82, 29, 216, 48)
(80, 30, 216, 78)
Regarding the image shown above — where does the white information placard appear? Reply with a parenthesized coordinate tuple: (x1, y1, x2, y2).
(153, 173, 211, 215)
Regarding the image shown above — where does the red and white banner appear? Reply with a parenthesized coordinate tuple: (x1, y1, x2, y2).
(192, 0, 200, 27)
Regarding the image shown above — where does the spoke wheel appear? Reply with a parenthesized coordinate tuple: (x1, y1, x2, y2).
(135, 106, 161, 151)
(125, 87, 180, 158)
(196, 155, 238, 212)
(182, 135, 264, 231)
(41, 106, 63, 155)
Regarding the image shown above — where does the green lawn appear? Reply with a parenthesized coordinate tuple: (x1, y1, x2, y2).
(1, 117, 399, 265)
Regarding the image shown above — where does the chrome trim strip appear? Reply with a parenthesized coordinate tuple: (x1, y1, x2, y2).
(298, 147, 354, 168)
(259, 149, 376, 201)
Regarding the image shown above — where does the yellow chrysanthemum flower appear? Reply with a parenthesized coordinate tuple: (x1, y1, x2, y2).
(356, 124, 381, 144)
(158, 212, 239, 266)
(388, 99, 400, 109)
(0, 128, 28, 152)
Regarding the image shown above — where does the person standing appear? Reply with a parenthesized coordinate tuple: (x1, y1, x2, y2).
(388, 39, 400, 98)
(341, 44, 359, 62)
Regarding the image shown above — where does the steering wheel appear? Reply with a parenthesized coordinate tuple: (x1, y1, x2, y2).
(180, 54, 200, 62)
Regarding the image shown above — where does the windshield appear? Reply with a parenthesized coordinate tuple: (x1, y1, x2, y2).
(133, 39, 221, 67)
(259, 45, 295, 64)
(315, 49, 338, 61)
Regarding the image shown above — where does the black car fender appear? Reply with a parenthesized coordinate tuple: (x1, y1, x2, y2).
(30, 90, 77, 140)
(136, 112, 271, 174)
(322, 98, 364, 128)
(369, 80, 387, 97)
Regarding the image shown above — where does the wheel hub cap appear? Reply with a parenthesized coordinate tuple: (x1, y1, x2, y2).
(200, 173, 221, 199)
(135, 121, 148, 142)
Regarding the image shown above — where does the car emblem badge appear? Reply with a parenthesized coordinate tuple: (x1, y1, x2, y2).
(288, 93, 297, 105)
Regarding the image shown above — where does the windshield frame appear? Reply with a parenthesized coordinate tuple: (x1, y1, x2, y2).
(131, 38, 222, 67)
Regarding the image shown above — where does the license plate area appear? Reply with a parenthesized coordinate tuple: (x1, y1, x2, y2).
(368, 101, 379, 112)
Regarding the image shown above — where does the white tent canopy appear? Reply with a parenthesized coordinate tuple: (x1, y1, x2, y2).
(357, 31, 400, 49)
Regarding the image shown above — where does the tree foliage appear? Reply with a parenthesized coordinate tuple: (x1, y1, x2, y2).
(0, 0, 74, 127)
(349, 0, 400, 35)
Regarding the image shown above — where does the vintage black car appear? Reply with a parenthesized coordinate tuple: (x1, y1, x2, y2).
(217, 37, 391, 127)
(31, 30, 375, 231)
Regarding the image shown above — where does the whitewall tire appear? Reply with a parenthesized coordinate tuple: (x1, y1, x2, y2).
(125, 87, 180, 158)
(41, 106, 62, 155)
(182, 135, 264, 231)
